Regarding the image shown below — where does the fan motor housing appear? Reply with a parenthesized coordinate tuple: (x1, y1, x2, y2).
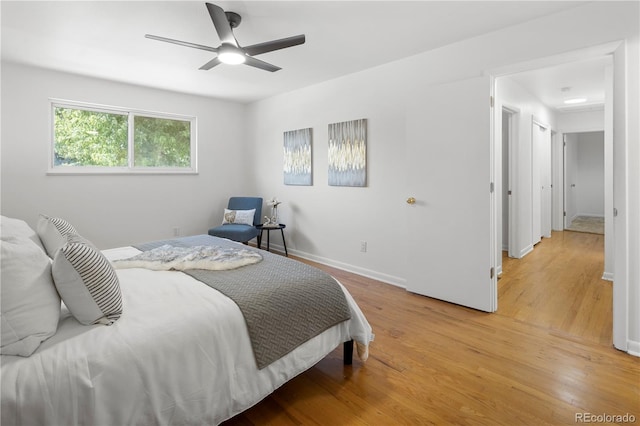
(225, 11, 241, 28)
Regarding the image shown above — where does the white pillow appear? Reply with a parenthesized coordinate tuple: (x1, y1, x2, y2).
(37, 214, 78, 258)
(52, 239, 123, 326)
(222, 209, 256, 226)
(0, 215, 45, 251)
(1, 237, 61, 356)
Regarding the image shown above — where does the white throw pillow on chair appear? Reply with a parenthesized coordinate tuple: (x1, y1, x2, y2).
(222, 209, 255, 226)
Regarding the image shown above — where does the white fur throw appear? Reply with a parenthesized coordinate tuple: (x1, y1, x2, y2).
(112, 245, 262, 271)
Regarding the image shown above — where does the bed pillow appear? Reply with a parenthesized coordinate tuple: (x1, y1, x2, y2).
(52, 239, 123, 326)
(1, 236, 61, 356)
(222, 209, 256, 226)
(0, 215, 46, 251)
(37, 214, 78, 258)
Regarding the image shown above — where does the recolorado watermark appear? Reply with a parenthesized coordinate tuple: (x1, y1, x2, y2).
(575, 412, 636, 423)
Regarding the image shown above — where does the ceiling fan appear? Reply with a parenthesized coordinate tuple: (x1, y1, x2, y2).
(145, 2, 305, 72)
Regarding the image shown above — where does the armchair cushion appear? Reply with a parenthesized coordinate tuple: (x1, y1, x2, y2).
(208, 224, 260, 243)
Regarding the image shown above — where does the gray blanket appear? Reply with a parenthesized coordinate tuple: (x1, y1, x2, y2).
(134, 235, 351, 369)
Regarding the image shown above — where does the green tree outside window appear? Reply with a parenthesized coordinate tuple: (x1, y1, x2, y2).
(52, 104, 195, 171)
(134, 116, 191, 167)
(54, 107, 128, 167)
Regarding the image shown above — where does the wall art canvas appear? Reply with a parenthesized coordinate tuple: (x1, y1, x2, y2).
(283, 128, 312, 185)
(328, 118, 367, 187)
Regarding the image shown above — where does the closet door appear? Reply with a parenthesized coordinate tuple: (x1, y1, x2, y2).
(532, 123, 543, 244)
(405, 76, 494, 312)
(540, 125, 552, 238)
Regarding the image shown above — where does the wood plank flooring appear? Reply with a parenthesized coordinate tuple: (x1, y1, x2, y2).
(224, 231, 639, 425)
(499, 231, 613, 346)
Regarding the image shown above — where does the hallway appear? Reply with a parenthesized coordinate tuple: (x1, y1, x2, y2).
(499, 230, 611, 346)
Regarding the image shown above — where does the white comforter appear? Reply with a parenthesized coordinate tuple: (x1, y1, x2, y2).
(1, 246, 373, 425)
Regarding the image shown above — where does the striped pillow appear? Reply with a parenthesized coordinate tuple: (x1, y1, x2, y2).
(37, 214, 78, 258)
(52, 240, 123, 325)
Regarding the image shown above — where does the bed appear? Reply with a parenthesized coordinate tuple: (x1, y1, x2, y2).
(0, 215, 373, 425)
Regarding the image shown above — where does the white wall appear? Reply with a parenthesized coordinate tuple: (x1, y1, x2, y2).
(575, 132, 605, 217)
(557, 109, 605, 133)
(245, 77, 408, 284)
(0, 62, 248, 249)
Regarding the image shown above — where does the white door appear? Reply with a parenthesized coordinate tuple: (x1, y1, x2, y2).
(503, 108, 519, 259)
(531, 123, 543, 243)
(405, 76, 494, 312)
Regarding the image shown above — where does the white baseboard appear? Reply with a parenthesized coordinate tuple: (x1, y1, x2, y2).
(517, 245, 534, 259)
(577, 213, 605, 218)
(627, 340, 640, 357)
(601, 271, 614, 281)
(275, 244, 406, 288)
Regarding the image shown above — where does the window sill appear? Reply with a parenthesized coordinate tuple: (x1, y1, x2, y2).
(47, 168, 198, 176)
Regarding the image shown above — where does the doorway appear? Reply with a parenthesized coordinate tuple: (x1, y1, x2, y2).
(563, 131, 605, 233)
(492, 52, 617, 346)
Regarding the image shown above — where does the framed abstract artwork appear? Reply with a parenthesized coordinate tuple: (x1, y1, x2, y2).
(328, 118, 367, 187)
(283, 128, 312, 185)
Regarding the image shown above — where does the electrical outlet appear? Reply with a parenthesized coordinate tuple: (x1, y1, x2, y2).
(173, 227, 180, 237)
(360, 241, 367, 253)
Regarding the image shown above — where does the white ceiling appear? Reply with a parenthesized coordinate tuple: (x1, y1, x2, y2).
(2, 1, 603, 106)
(505, 56, 610, 112)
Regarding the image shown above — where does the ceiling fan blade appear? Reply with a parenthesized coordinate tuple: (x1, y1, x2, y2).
(206, 3, 237, 47)
(243, 34, 306, 56)
(145, 34, 218, 53)
(199, 57, 222, 70)
(243, 56, 281, 72)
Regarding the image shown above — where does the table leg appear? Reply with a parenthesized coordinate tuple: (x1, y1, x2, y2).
(280, 228, 288, 257)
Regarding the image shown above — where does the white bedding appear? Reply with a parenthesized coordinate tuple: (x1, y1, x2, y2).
(1, 246, 373, 425)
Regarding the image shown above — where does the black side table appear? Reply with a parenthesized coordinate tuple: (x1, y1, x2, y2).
(256, 224, 288, 257)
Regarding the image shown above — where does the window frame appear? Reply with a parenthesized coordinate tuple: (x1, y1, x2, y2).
(49, 99, 198, 175)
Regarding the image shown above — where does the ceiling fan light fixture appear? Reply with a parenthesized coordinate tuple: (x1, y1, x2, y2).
(217, 45, 246, 64)
(147, 2, 304, 72)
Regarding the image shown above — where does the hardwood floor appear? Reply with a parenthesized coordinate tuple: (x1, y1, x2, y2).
(499, 230, 613, 346)
(225, 231, 638, 425)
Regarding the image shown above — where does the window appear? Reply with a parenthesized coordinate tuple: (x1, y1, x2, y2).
(50, 100, 197, 174)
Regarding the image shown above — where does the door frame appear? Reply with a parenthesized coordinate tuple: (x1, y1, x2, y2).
(502, 105, 520, 260)
(487, 40, 628, 351)
(563, 133, 570, 229)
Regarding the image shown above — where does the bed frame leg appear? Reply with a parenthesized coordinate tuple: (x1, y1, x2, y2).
(343, 339, 353, 365)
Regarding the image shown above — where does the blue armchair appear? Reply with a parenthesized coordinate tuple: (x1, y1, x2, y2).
(208, 197, 263, 244)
